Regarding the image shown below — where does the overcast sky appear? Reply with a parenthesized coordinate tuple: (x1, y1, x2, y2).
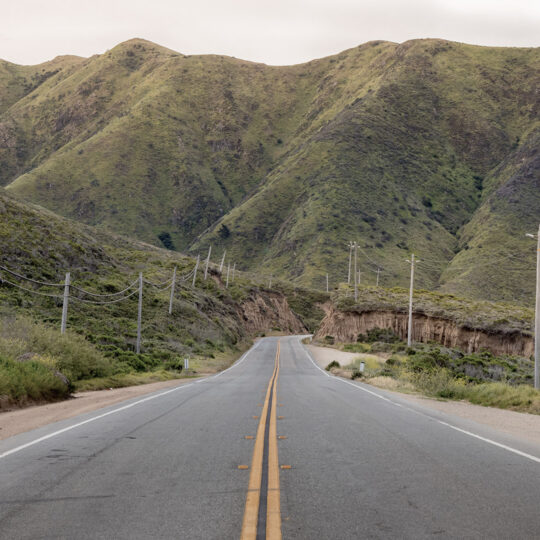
(3, 0, 539, 66)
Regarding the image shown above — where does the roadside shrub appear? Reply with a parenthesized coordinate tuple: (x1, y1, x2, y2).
(406, 348, 451, 373)
(357, 327, 400, 344)
(324, 335, 335, 345)
(0, 354, 71, 408)
(325, 360, 340, 371)
(0, 316, 114, 381)
(163, 358, 184, 372)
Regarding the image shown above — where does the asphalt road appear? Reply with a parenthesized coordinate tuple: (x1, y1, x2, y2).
(1, 336, 540, 539)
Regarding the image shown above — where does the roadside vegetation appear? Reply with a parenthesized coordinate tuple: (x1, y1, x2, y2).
(320, 327, 540, 415)
(0, 315, 187, 410)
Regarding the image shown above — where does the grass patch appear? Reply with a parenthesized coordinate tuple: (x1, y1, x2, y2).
(73, 369, 184, 392)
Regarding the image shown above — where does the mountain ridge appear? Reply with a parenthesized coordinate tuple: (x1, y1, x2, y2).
(1, 38, 538, 304)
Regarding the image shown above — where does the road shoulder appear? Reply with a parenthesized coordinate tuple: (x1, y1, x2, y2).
(0, 377, 199, 441)
(306, 342, 540, 447)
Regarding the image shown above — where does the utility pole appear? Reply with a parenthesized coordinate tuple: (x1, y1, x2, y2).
(136, 272, 143, 354)
(219, 250, 226, 273)
(347, 241, 353, 285)
(358, 270, 361, 286)
(407, 254, 416, 347)
(192, 255, 200, 287)
(526, 225, 540, 389)
(354, 242, 358, 301)
(204, 246, 212, 280)
(269, 275, 272, 288)
(60, 272, 70, 334)
(226, 262, 230, 288)
(168, 266, 176, 315)
(326, 273, 329, 293)
(376, 268, 380, 287)
(534, 226, 540, 390)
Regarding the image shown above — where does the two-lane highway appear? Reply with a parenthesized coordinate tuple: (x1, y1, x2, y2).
(1, 336, 540, 539)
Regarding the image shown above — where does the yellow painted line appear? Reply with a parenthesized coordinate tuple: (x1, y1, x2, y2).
(240, 344, 279, 540)
(267, 341, 282, 540)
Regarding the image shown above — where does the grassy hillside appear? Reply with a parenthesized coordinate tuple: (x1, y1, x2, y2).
(1, 39, 538, 304)
(0, 190, 316, 385)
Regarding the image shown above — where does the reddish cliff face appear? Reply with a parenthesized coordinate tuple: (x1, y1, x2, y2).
(239, 292, 307, 335)
(315, 305, 533, 357)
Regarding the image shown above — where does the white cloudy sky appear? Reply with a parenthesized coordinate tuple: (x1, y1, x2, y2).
(2, 0, 539, 65)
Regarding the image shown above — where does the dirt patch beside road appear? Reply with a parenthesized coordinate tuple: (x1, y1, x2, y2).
(0, 378, 198, 441)
(306, 343, 540, 447)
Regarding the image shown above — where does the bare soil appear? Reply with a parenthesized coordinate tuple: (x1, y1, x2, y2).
(307, 344, 540, 447)
(0, 378, 197, 441)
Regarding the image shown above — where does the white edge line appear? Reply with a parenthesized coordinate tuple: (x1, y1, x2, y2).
(0, 339, 263, 460)
(300, 338, 540, 465)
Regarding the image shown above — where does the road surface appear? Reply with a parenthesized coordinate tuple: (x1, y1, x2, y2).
(1, 336, 540, 539)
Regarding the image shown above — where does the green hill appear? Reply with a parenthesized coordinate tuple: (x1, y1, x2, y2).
(1, 38, 538, 304)
(0, 190, 312, 380)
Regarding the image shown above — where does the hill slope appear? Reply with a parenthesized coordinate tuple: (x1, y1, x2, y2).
(1, 39, 538, 303)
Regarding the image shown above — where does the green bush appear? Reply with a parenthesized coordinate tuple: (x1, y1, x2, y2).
(325, 360, 340, 371)
(0, 354, 71, 407)
(357, 327, 400, 344)
(0, 316, 114, 381)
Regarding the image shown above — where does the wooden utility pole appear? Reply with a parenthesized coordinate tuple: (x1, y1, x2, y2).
(407, 254, 416, 347)
(219, 250, 226, 273)
(60, 272, 70, 334)
(204, 246, 212, 279)
(168, 266, 176, 315)
(347, 241, 353, 285)
(136, 272, 143, 354)
(534, 226, 540, 389)
(354, 242, 358, 301)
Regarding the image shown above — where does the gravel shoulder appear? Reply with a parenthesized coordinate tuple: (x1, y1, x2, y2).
(306, 343, 540, 447)
(0, 377, 198, 441)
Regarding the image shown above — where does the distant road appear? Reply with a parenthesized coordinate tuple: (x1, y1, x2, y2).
(1, 337, 540, 539)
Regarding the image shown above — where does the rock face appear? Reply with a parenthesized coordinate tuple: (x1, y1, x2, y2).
(315, 305, 533, 357)
(239, 292, 307, 335)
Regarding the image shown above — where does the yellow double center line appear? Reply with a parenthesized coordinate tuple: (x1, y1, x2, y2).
(241, 341, 282, 540)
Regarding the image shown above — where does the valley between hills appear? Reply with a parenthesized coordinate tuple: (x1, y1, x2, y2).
(0, 38, 539, 412)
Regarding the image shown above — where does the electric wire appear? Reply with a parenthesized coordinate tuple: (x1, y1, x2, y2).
(0, 265, 65, 287)
(70, 288, 140, 305)
(71, 278, 139, 297)
(0, 276, 64, 298)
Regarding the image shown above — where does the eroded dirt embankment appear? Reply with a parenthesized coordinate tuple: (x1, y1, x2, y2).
(315, 304, 533, 357)
(239, 291, 307, 335)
